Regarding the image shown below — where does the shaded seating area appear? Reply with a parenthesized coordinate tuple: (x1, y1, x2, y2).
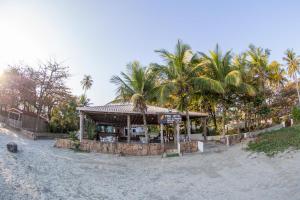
(77, 103, 208, 146)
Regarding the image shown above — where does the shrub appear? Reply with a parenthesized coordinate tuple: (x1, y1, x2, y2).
(292, 106, 300, 122)
(73, 140, 81, 151)
(69, 131, 78, 141)
(86, 120, 96, 140)
(50, 99, 79, 133)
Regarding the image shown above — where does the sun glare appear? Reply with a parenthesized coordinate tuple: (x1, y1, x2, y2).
(0, 3, 61, 65)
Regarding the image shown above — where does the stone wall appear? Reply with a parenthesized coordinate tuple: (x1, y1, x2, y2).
(54, 139, 198, 156)
(54, 138, 75, 149)
(20, 129, 36, 140)
(180, 141, 198, 153)
(243, 124, 283, 138)
(221, 134, 242, 146)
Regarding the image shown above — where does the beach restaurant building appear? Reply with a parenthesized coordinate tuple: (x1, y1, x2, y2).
(55, 103, 208, 156)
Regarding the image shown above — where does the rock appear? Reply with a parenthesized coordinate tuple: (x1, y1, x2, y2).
(7, 142, 18, 153)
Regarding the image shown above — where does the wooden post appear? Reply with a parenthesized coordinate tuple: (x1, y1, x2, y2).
(186, 110, 191, 141)
(176, 122, 180, 154)
(160, 123, 164, 144)
(173, 124, 177, 144)
(79, 111, 84, 142)
(127, 115, 131, 143)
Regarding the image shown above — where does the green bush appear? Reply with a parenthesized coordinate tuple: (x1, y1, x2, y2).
(87, 120, 96, 140)
(50, 99, 79, 133)
(69, 131, 78, 141)
(292, 106, 300, 122)
(73, 140, 81, 151)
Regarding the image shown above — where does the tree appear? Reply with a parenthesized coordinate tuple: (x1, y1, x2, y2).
(153, 40, 222, 140)
(283, 49, 300, 105)
(33, 59, 70, 131)
(110, 61, 157, 143)
(78, 94, 91, 107)
(49, 98, 78, 133)
(0, 66, 36, 111)
(247, 45, 271, 93)
(81, 75, 93, 95)
(197, 45, 255, 135)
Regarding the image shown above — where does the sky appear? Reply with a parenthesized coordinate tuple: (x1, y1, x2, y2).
(0, 0, 300, 105)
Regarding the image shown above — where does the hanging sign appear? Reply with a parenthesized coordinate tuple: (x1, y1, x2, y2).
(159, 114, 182, 124)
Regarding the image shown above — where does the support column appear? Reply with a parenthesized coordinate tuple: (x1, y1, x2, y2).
(79, 111, 84, 142)
(160, 123, 164, 145)
(186, 110, 191, 141)
(176, 122, 180, 154)
(173, 124, 177, 144)
(127, 115, 131, 143)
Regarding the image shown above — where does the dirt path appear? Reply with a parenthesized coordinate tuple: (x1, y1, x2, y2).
(0, 128, 300, 200)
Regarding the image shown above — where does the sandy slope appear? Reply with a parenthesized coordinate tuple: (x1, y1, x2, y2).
(0, 128, 300, 200)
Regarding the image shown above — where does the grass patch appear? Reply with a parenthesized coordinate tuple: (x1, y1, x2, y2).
(247, 125, 300, 156)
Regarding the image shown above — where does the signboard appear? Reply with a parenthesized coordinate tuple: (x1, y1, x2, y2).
(159, 114, 182, 124)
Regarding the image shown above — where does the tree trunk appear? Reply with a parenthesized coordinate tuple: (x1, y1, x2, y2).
(186, 110, 191, 141)
(222, 108, 227, 136)
(212, 113, 217, 131)
(203, 118, 207, 141)
(142, 113, 149, 143)
(208, 106, 217, 132)
(237, 117, 240, 135)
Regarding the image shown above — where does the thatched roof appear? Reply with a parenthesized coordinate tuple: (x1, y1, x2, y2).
(77, 103, 207, 117)
(77, 103, 207, 125)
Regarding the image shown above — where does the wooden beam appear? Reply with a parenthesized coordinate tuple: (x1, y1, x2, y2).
(160, 123, 164, 145)
(176, 122, 180, 154)
(79, 111, 84, 142)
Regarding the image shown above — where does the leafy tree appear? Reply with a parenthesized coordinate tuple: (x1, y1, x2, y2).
(49, 98, 78, 133)
(110, 61, 157, 143)
(33, 60, 70, 131)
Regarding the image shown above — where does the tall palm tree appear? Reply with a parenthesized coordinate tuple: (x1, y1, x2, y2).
(247, 45, 271, 93)
(81, 75, 93, 95)
(110, 61, 157, 143)
(268, 61, 286, 91)
(283, 49, 300, 105)
(197, 45, 255, 136)
(153, 40, 224, 140)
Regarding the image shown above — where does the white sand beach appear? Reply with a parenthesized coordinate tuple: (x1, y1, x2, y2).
(0, 128, 299, 200)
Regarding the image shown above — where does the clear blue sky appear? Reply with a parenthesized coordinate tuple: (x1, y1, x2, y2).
(0, 0, 300, 105)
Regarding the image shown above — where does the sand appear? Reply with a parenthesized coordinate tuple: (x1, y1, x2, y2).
(0, 127, 299, 200)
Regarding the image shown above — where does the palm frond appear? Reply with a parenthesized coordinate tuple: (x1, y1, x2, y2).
(225, 70, 242, 87)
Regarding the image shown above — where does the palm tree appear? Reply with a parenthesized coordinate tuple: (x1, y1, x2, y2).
(247, 45, 271, 93)
(197, 45, 255, 136)
(78, 94, 91, 107)
(268, 61, 286, 90)
(81, 75, 93, 95)
(153, 40, 224, 140)
(283, 49, 300, 105)
(110, 61, 157, 143)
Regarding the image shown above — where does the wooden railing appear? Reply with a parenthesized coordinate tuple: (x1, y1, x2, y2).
(7, 118, 22, 129)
